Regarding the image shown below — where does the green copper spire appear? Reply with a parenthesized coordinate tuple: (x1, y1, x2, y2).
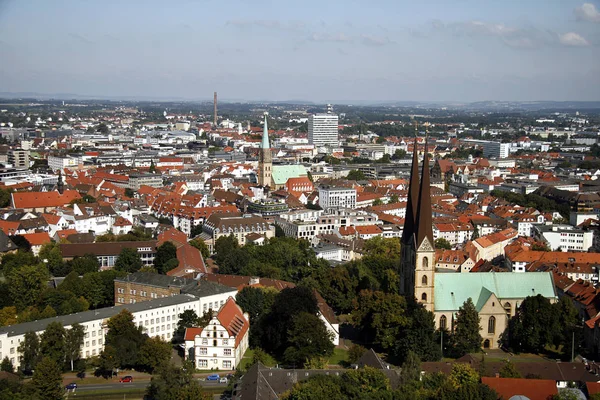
(261, 113, 270, 149)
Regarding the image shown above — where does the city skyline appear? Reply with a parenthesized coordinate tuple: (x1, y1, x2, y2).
(0, 0, 599, 102)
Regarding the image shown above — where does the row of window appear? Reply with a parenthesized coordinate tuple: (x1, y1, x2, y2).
(196, 359, 232, 369)
(199, 348, 232, 356)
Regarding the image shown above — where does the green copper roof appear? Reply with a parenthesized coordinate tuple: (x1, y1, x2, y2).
(271, 165, 307, 185)
(434, 272, 556, 312)
(261, 114, 270, 149)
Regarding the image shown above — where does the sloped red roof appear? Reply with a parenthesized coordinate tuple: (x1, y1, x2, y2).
(12, 190, 81, 209)
(113, 217, 132, 227)
(0, 220, 21, 235)
(184, 327, 204, 341)
(23, 232, 52, 246)
(56, 229, 78, 239)
(481, 377, 557, 400)
(217, 297, 249, 347)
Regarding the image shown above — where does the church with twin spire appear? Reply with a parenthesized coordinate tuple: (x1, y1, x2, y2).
(400, 134, 557, 349)
(400, 135, 435, 312)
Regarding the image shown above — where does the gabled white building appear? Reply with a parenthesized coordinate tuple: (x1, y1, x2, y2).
(184, 298, 249, 371)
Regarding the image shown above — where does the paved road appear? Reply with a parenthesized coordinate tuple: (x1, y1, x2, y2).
(69, 379, 227, 392)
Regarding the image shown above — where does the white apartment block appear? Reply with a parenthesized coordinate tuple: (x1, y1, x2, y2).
(318, 186, 357, 210)
(308, 113, 339, 147)
(0, 294, 205, 369)
(533, 224, 593, 252)
(48, 155, 81, 171)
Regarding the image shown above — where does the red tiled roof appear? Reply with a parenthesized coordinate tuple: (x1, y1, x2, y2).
(113, 217, 132, 227)
(41, 213, 62, 225)
(184, 327, 204, 341)
(0, 220, 21, 235)
(355, 225, 383, 235)
(217, 297, 249, 347)
(56, 229, 78, 239)
(23, 232, 52, 246)
(481, 377, 557, 400)
(12, 190, 81, 209)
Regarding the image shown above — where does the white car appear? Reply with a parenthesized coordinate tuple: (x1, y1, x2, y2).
(219, 377, 228, 383)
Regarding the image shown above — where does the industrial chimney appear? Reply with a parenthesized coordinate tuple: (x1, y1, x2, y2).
(213, 92, 218, 127)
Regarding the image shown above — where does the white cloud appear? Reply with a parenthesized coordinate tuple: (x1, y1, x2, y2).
(575, 3, 600, 22)
(309, 32, 352, 43)
(558, 32, 590, 46)
(226, 19, 305, 31)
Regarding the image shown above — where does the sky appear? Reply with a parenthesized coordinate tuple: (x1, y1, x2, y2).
(0, 0, 599, 103)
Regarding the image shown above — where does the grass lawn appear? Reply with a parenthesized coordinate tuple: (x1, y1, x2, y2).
(328, 348, 350, 367)
(240, 348, 278, 370)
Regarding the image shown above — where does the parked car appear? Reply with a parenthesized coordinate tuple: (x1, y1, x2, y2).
(119, 376, 133, 383)
(65, 383, 77, 390)
(219, 377, 228, 383)
(206, 374, 220, 381)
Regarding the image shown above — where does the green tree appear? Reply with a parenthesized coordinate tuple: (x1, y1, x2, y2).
(18, 331, 41, 373)
(69, 254, 100, 274)
(149, 159, 156, 173)
(97, 345, 118, 377)
(351, 290, 408, 351)
(114, 247, 143, 273)
(251, 348, 271, 366)
(261, 287, 319, 358)
(65, 323, 85, 371)
(499, 361, 521, 378)
(400, 350, 421, 385)
(236, 287, 270, 324)
(388, 193, 400, 203)
(7, 264, 49, 311)
(393, 301, 441, 363)
(40, 321, 67, 366)
(31, 357, 64, 400)
(347, 344, 366, 364)
(155, 241, 178, 274)
(448, 363, 479, 389)
(434, 238, 452, 250)
(38, 242, 64, 276)
(283, 312, 334, 368)
(347, 169, 366, 181)
(214, 235, 239, 265)
(471, 225, 480, 240)
(174, 309, 199, 343)
(372, 198, 384, 206)
(125, 188, 135, 198)
(501, 294, 560, 354)
(104, 309, 147, 368)
(451, 298, 482, 357)
(0, 357, 14, 373)
(189, 238, 210, 258)
(138, 337, 173, 373)
(0, 187, 11, 208)
(146, 361, 210, 400)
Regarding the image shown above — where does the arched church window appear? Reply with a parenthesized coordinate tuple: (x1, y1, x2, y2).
(440, 315, 447, 330)
(488, 316, 496, 334)
(504, 302, 512, 318)
(421, 293, 427, 301)
(422, 257, 429, 269)
(421, 275, 428, 285)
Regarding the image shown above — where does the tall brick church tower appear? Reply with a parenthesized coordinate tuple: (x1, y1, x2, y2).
(400, 132, 435, 312)
(258, 113, 272, 188)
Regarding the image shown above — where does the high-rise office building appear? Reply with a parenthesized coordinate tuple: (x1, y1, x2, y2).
(308, 104, 339, 147)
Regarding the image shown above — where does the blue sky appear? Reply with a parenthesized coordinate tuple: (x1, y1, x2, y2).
(0, 0, 598, 102)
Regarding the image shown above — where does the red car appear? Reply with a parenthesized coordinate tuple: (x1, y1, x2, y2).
(119, 376, 133, 383)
